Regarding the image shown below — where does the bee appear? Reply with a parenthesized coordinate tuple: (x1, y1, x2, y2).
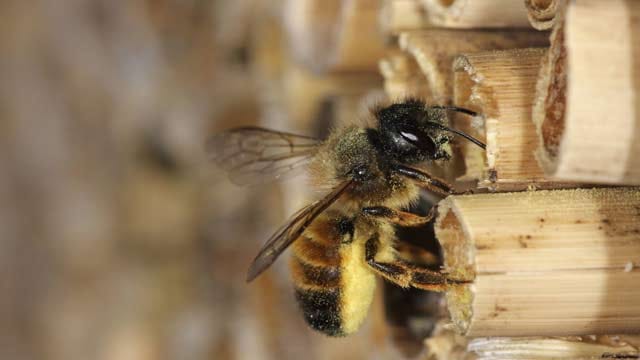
(208, 99, 485, 337)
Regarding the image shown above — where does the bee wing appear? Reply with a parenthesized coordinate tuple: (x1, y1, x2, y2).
(207, 126, 320, 185)
(246, 180, 353, 282)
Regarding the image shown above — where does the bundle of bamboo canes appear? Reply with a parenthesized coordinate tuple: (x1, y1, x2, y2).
(437, 188, 640, 337)
(533, 0, 640, 185)
(373, 1, 640, 358)
(279, 0, 640, 358)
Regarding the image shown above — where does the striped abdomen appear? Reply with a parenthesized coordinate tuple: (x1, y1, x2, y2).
(290, 213, 376, 336)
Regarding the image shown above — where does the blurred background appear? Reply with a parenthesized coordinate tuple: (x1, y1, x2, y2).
(1, 1, 449, 359)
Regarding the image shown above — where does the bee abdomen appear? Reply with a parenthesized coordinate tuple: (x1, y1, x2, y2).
(294, 288, 344, 337)
(291, 236, 340, 268)
(290, 258, 340, 289)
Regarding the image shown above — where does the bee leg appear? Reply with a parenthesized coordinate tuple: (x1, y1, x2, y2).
(362, 206, 435, 227)
(365, 237, 455, 292)
(392, 164, 454, 196)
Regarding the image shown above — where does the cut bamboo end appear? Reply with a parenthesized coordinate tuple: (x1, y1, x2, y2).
(379, 0, 430, 35)
(452, 48, 576, 191)
(399, 30, 548, 103)
(283, 0, 386, 73)
(524, 0, 567, 30)
(379, 51, 431, 101)
(419, 0, 531, 29)
(532, 10, 566, 176)
(435, 187, 640, 337)
(533, 0, 640, 185)
(469, 336, 640, 360)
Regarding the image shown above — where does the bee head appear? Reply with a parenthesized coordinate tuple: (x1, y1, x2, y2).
(330, 128, 381, 181)
(374, 100, 451, 163)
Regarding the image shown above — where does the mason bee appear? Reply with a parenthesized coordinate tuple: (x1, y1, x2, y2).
(208, 99, 485, 337)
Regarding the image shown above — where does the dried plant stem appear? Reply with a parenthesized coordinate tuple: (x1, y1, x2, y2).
(524, 0, 568, 30)
(398, 30, 548, 103)
(435, 187, 640, 337)
(469, 336, 640, 360)
(533, 0, 640, 185)
(420, 0, 531, 28)
(452, 48, 576, 190)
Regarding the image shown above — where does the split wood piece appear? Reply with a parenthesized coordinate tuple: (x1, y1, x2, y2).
(283, 0, 386, 73)
(379, 0, 430, 35)
(469, 336, 640, 360)
(379, 51, 431, 101)
(419, 0, 531, 29)
(452, 48, 578, 191)
(399, 30, 548, 104)
(524, 0, 568, 31)
(533, 0, 640, 185)
(435, 187, 640, 337)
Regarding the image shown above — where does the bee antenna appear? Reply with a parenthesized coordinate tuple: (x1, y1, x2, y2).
(423, 106, 486, 149)
(425, 121, 486, 150)
(429, 105, 478, 117)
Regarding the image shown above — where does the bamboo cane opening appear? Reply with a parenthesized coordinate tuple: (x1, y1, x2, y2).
(524, 0, 562, 30)
(534, 21, 567, 173)
(528, 0, 554, 11)
(435, 204, 475, 335)
(540, 28, 566, 159)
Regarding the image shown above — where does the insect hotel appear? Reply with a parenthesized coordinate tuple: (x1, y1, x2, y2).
(233, 0, 640, 358)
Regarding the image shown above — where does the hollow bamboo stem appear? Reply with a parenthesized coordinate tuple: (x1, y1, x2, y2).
(469, 336, 640, 360)
(533, 0, 640, 185)
(420, 0, 531, 29)
(524, 0, 568, 31)
(399, 30, 548, 103)
(452, 48, 576, 190)
(435, 187, 640, 337)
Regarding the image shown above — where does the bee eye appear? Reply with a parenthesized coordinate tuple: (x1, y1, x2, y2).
(398, 128, 437, 155)
(400, 131, 419, 142)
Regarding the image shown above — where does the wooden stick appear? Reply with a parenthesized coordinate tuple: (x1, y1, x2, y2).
(419, 0, 531, 29)
(452, 48, 577, 191)
(435, 187, 640, 337)
(469, 336, 640, 360)
(533, 0, 640, 185)
(283, 0, 386, 73)
(524, 0, 568, 30)
(399, 30, 548, 104)
(379, 0, 431, 35)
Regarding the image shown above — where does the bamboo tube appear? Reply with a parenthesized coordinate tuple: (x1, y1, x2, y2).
(469, 336, 640, 360)
(399, 30, 548, 103)
(452, 48, 577, 191)
(533, 0, 640, 185)
(532, 7, 566, 177)
(379, 0, 430, 35)
(379, 51, 431, 101)
(524, 0, 568, 31)
(283, 0, 386, 73)
(435, 187, 640, 337)
(419, 0, 531, 29)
